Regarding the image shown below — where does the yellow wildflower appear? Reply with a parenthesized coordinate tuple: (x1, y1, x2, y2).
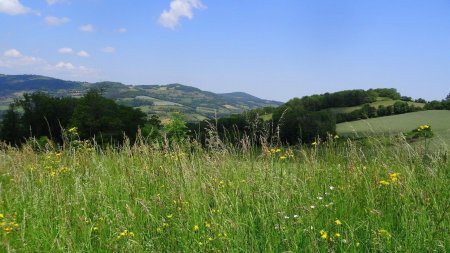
(205, 222, 211, 228)
(68, 127, 78, 134)
(320, 230, 328, 240)
(335, 219, 342, 225)
(378, 229, 391, 238)
(379, 180, 390, 186)
(279, 156, 287, 160)
(335, 233, 341, 238)
(193, 225, 199, 231)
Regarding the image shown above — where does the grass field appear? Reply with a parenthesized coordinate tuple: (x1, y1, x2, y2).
(329, 97, 425, 114)
(0, 136, 449, 252)
(337, 110, 450, 146)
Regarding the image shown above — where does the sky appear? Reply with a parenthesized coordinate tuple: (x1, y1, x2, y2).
(1, 0, 450, 102)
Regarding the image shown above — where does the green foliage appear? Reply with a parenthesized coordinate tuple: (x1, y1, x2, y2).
(273, 99, 336, 144)
(0, 90, 146, 145)
(164, 112, 189, 143)
(406, 124, 434, 140)
(0, 105, 23, 145)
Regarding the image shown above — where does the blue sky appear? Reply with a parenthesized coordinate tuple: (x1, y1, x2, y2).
(1, 0, 449, 102)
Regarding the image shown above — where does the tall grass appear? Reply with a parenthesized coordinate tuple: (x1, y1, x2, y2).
(0, 135, 448, 252)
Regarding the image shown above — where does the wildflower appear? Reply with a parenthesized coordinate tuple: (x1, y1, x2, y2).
(92, 226, 98, 231)
(335, 233, 341, 238)
(379, 180, 390, 186)
(275, 148, 281, 153)
(317, 196, 323, 200)
(293, 215, 299, 219)
(205, 222, 211, 228)
(335, 219, 342, 225)
(329, 186, 335, 190)
(284, 216, 289, 219)
(378, 229, 391, 238)
(68, 127, 78, 134)
(193, 225, 199, 231)
(208, 237, 213, 241)
(198, 242, 203, 246)
(162, 223, 169, 228)
(280, 156, 287, 160)
(310, 205, 316, 209)
(320, 230, 328, 240)
(389, 172, 400, 183)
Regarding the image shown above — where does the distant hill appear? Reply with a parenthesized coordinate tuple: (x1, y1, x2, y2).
(0, 74, 282, 121)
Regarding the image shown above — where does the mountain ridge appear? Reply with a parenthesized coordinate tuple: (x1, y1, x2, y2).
(0, 74, 282, 121)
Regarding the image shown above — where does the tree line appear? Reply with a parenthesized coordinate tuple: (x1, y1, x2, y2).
(0, 90, 147, 146)
(1, 88, 449, 147)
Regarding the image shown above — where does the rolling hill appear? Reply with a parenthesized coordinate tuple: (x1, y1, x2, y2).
(0, 74, 282, 121)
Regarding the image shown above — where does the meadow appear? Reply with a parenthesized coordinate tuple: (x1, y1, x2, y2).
(337, 110, 450, 147)
(0, 132, 449, 253)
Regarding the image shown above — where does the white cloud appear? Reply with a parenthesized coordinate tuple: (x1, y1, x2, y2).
(101, 47, 115, 53)
(0, 49, 97, 78)
(77, 50, 90, 57)
(116, 27, 127, 33)
(0, 0, 30, 15)
(58, 47, 73, 54)
(159, 0, 205, 29)
(4, 48, 22, 57)
(0, 49, 44, 67)
(44, 16, 70, 26)
(46, 0, 64, 5)
(79, 24, 95, 33)
(55, 61, 75, 70)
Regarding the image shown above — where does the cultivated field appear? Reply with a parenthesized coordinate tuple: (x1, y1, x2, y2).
(0, 137, 448, 252)
(337, 110, 450, 147)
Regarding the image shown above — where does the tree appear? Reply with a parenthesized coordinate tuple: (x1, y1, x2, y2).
(0, 105, 24, 145)
(71, 90, 146, 142)
(273, 98, 336, 144)
(164, 112, 189, 143)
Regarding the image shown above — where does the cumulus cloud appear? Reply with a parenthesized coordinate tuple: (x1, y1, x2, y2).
(58, 47, 73, 54)
(79, 24, 95, 33)
(116, 28, 127, 33)
(4, 48, 22, 57)
(44, 16, 70, 26)
(0, 49, 45, 68)
(0, 49, 97, 78)
(77, 50, 90, 57)
(55, 61, 75, 70)
(101, 47, 115, 53)
(159, 0, 205, 29)
(0, 0, 30, 15)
